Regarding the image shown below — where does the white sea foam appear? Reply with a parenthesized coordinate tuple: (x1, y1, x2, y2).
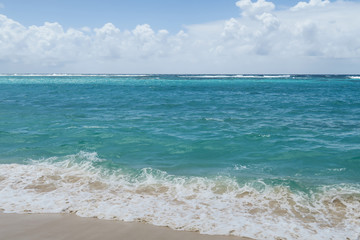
(233, 75, 262, 78)
(204, 117, 225, 122)
(0, 152, 359, 240)
(327, 168, 346, 172)
(348, 76, 360, 79)
(179, 75, 292, 79)
(111, 74, 149, 77)
(263, 75, 291, 78)
(179, 75, 237, 79)
(82, 126, 109, 129)
(234, 75, 291, 78)
(233, 164, 248, 170)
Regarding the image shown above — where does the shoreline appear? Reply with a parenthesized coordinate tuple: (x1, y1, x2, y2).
(0, 213, 254, 240)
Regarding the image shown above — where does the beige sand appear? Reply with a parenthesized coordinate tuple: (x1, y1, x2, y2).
(0, 213, 254, 240)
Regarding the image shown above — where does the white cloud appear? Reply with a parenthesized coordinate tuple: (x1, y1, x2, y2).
(291, 0, 330, 11)
(0, 1, 360, 74)
(236, 0, 275, 17)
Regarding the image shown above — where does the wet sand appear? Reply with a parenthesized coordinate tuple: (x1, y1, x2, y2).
(0, 213, 253, 240)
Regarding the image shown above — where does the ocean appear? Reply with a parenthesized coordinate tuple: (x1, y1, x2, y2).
(0, 74, 359, 239)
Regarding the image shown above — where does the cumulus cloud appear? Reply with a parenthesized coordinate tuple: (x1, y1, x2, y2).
(0, 0, 360, 74)
(236, 0, 275, 17)
(0, 15, 178, 67)
(291, 0, 330, 11)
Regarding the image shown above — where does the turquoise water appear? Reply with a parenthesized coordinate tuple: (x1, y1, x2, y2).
(0, 75, 359, 239)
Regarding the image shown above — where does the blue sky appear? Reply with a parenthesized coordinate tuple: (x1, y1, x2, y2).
(0, 0, 360, 74)
(0, 0, 301, 32)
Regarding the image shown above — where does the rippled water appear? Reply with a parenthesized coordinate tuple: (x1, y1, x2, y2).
(0, 75, 359, 239)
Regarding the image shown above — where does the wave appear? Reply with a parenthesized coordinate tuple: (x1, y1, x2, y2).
(0, 152, 359, 240)
(348, 76, 360, 79)
(178, 75, 239, 79)
(178, 75, 292, 79)
(235, 75, 292, 78)
(262, 75, 291, 78)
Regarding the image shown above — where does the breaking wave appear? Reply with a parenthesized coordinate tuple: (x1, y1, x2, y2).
(0, 152, 359, 240)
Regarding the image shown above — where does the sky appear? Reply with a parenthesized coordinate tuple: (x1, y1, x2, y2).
(0, 0, 360, 74)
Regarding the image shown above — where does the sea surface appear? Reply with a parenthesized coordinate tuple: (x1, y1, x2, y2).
(0, 74, 359, 239)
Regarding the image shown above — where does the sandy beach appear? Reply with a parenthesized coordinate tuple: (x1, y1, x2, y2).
(0, 213, 253, 240)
